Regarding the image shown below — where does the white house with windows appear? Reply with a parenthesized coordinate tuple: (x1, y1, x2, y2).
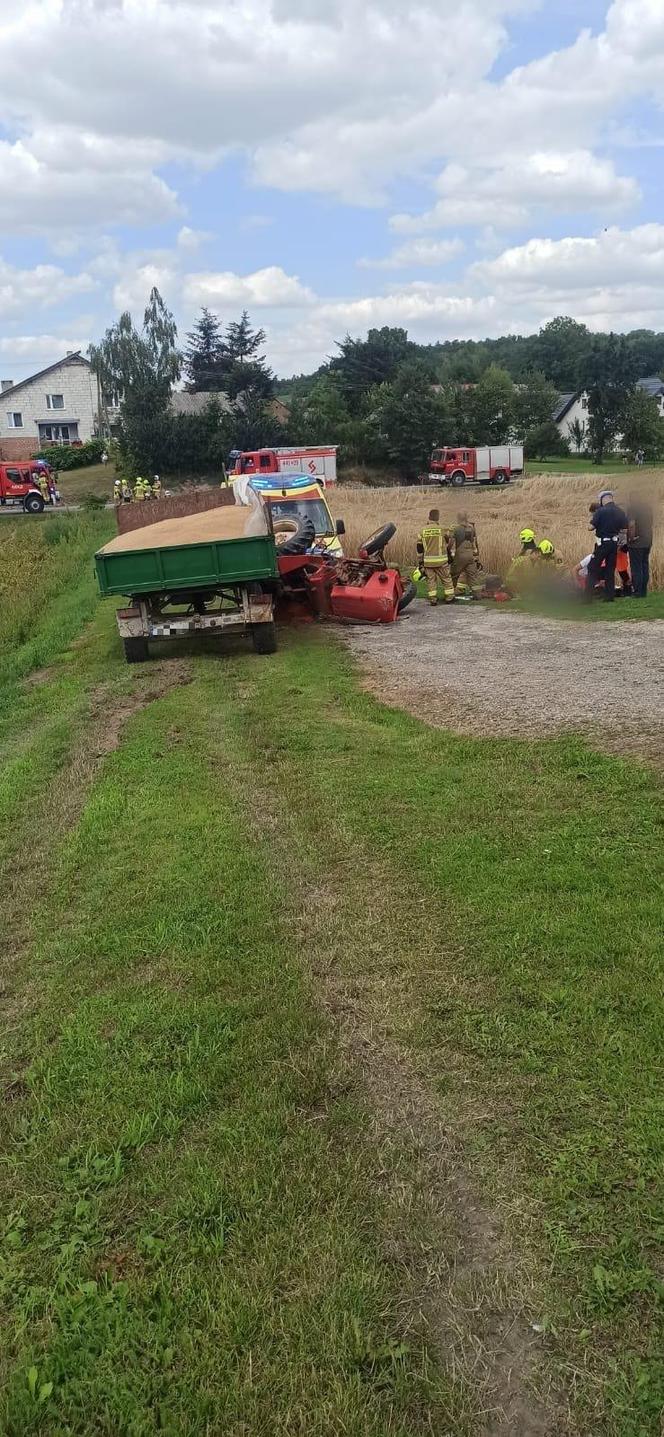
(0, 352, 99, 460)
(553, 377, 664, 450)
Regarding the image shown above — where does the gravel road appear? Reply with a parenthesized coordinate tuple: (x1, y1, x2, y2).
(346, 601, 664, 761)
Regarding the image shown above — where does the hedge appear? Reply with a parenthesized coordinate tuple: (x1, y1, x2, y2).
(36, 439, 106, 471)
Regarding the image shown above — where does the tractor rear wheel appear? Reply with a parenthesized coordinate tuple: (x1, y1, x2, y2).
(397, 579, 417, 613)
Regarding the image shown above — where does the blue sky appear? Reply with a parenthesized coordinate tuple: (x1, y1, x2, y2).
(1, 0, 664, 381)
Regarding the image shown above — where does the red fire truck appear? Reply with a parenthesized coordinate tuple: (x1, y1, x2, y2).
(429, 444, 524, 487)
(230, 446, 337, 486)
(0, 462, 47, 513)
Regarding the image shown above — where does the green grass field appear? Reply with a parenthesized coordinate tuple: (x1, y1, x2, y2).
(0, 517, 662, 1435)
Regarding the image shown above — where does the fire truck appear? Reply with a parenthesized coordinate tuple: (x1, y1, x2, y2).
(429, 444, 524, 487)
(230, 446, 337, 487)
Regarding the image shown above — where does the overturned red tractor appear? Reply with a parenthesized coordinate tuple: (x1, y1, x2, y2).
(275, 517, 416, 624)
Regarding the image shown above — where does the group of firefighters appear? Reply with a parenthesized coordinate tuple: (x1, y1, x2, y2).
(415, 487, 654, 605)
(114, 474, 162, 503)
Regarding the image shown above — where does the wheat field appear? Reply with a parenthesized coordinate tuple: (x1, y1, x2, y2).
(330, 471, 664, 586)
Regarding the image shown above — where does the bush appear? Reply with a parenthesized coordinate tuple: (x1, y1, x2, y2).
(37, 439, 105, 471)
(524, 421, 570, 460)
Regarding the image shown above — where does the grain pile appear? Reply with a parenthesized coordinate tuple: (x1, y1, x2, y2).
(330, 471, 664, 586)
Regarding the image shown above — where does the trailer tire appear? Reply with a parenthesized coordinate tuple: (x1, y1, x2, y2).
(450, 470, 466, 488)
(251, 620, 277, 654)
(24, 492, 44, 514)
(493, 470, 508, 486)
(123, 637, 149, 664)
(275, 515, 316, 556)
(359, 522, 396, 556)
(397, 579, 417, 613)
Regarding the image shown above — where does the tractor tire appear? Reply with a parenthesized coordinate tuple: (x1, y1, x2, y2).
(251, 620, 277, 654)
(24, 492, 44, 514)
(450, 470, 466, 488)
(275, 515, 316, 556)
(493, 470, 508, 486)
(397, 579, 417, 613)
(123, 637, 149, 664)
(359, 522, 396, 556)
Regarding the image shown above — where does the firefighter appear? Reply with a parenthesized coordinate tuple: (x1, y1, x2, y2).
(451, 511, 483, 599)
(505, 528, 538, 593)
(152, 474, 162, 499)
(121, 479, 133, 503)
(37, 471, 50, 504)
(113, 477, 123, 503)
(134, 476, 146, 501)
(416, 508, 454, 605)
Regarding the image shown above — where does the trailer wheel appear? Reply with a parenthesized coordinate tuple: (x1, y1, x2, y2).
(24, 492, 44, 514)
(397, 579, 417, 613)
(251, 620, 277, 654)
(493, 469, 508, 486)
(123, 637, 149, 663)
(450, 470, 466, 488)
(359, 522, 396, 556)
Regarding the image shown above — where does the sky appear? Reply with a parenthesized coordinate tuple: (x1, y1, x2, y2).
(1, 0, 664, 382)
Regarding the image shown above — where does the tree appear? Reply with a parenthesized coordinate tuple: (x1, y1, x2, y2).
(224, 311, 274, 400)
(367, 364, 450, 479)
(514, 370, 559, 436)
(328, 327, 415, 411)
(524, 421, 570, 460)
(568, 417, 587, 454)
(532, 317, 590, 388)
(620, 388, 664, 459)
(183, 307, 226, 391)
(470, 365, 515, 444)
(585, 334, 638, 464)
(90, 287, 181, 473)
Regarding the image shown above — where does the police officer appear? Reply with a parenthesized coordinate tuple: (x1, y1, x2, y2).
(416, 508, 454, 606)
(586, 490, 628, 602)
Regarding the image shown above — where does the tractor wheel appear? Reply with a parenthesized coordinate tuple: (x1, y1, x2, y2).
(397, 579, 417, 613)
(359, 522, 396, 556)
(251, 620, 277, 654)
(123, 637, 149, 663)
(450, 470, 466, 488)
(275, 516, 316, 556)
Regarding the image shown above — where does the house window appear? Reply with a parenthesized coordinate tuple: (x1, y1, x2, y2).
(46, 394, 65, 410)
(37, 422, 78, 445)
(7, 412, 23, 428)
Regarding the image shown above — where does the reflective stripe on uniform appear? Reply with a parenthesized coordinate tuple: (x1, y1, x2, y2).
(418, 525, 448, 563)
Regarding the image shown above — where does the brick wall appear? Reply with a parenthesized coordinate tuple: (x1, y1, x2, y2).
(0, 437, 38, 462)
(115, 485, 234, 535)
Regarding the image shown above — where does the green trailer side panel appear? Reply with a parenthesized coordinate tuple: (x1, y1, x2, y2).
(95, 533, 278, 597)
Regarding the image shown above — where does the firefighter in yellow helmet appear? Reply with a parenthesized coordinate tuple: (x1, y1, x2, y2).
(113, 476, 123, 503)
(134, 476, 146, 501)
(451, 511, 483, 599)
(505, 527, 538, 594)
(416, 508, 455, 605)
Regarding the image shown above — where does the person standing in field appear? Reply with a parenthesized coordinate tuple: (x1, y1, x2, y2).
(627, 489, 654, 597)
(416, 508, 455, 606)
(585, 490, 628, 602)
(450, 512, 483, 599)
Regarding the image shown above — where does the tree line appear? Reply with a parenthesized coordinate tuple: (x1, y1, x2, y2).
(90, 293, 664, 479)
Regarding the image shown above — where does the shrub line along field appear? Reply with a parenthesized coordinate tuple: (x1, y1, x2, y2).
(0, 512, 662, 1434)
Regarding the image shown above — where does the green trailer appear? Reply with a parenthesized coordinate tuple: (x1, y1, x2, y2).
(95, 506, 280, 663)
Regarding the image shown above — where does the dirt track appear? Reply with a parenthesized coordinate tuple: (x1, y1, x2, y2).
(346, 602, 664, 762)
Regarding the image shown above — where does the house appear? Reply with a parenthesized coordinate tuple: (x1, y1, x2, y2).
(553, 377, 664, 449)
(170, 391, 235, 418)
(0, 352, 101, 461)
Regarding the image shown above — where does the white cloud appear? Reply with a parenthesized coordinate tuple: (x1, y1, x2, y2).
(0, 257, 96, 319)
(358, 238, 464, 269)
(176, 226, 212, 251)
(0, 130, 180, 233)
(183, 265, 315, 309)
(0, 334, 91, 368)
(472, 223, 664, 292)
(391, 152, 639, 233)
